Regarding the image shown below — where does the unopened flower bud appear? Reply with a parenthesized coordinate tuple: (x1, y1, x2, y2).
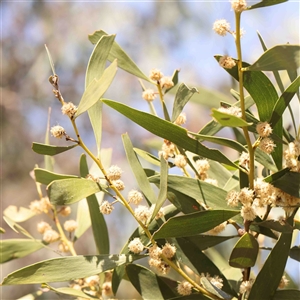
(149, 69, 163, 81)
(63, 220, 78, 232)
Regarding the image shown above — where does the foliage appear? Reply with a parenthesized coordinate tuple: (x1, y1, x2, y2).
(1, 1, 300, 299)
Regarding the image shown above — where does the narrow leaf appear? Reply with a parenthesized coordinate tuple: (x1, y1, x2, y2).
(76, 59, 117, 118)
(271, 171, 300, 198)
(0, 239, 44, 264)
(186, 235, 237, 251)
(79, 154, 109, 254)
(289, 246, 300, 262)
(103, 99, 238, 169)
(34, 168, 78, 185)
(245, 45, 300, 71)
(88, 30, 151, 82)
(248, 232, 293, 300)
(171, 83, 198, 122)
(273, 290, 300, 300)
(152, 210, 239, 239)
(122, 133, 157, 205)
(1, 255, 128, 285)
(47, 178, 104, 205)
(229, 233, 259, 268)
(270, 76, 300, 127)
(32, 142, 78, 156)
(85, 34, 115, 88)
(211, 108, 252, 127)
(248, 0, 288, 10)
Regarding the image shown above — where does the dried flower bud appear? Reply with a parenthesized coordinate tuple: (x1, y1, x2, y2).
(128, 238, 144, 254)
(174, 154, 187, 168)
(149, 69, 163, 81)
(100, 200, 114, 215)
(50, 125, 66, 139)
(174, 113, 186, 125)
(43, 229, 60, 243)
(37, 221, 51, 234)
(142, 89, 156, 102)
(59, 206, 71, 217)
(61, 102, 78, 118)
(177, 281, 193, 296)
(128, 189, 143, 205)
(231, 0, 247, 12)
(256, 121, 273, 137)
(107, 165, 122, 181)
(63, 220, 78, 232)
(219, 55, 236, 69)
(162, 243, 176, 259)
(259, 137, 276, 154)
(160, 76, 174, 89)
(112, 179, 125, 191)
(213, 19, 230, 36)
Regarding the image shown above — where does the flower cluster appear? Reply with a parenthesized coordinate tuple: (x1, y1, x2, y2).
(284, 139, 300, 172)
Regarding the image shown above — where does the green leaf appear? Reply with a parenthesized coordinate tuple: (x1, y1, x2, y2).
(248, 0, 288, 10)
(186, 235, 237, 251)
(0, 239, 44, 264)
(17, 291, 43, 300)
(149, 175, 230, 209)
(45, 285, 91, 299)
(215, 55, 282, 169)
(190, 131, 247, 153)
(248, 232, 293, 300)
(152, 157, 168, 219)
(152, 210, 239, 239)
(289, 246, 300, 262)
(177, 238, 237, 297)
(85, 34, 115, 88)
(32, 142, 78, 156)
(3, 206, 35, 223)
(34, 168, 78, 185)
(273, 290, 300, 300)
(255, 220, 294, 233)
(76, 59, 117, 118)
(3, 217, 35, 239)
(44, 107, 54, 172)
(229, 233, 259, 268)
(270, 76, 300, 127)
(88, 100, 103, 157)
(1, 255, 129, 285)
(126, 264, 176, 300)
(271, 171, 300, 198)
(165, 69, 180, 94)
(47, 178, 104, 205)
(79, 154, 109, 254)
(245, 45, 300, 71)
(88, 30, 151, 82)
(171, 83, 198, 122)
(122, 133, 157, 205)
(103, 99, 238, 169)
(211, 108, 252, 127)
(134, 148, 165, 167)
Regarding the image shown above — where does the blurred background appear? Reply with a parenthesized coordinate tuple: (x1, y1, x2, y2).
(1, 1, 299, 299)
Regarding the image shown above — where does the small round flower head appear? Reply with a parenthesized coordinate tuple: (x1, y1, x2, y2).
(284, 139, 300, 172)
(259, 137, 276, 154)
(231, 0, 247, 12)
(149, 68, 163, 81)
(239, 151, 250, 169)
(40, 197, 52, 212)
(142, 89, 156, 102)
(128, 189, 143, 205)
(37, 221, 51, 234)
(134, 205, 151, 224)
(241, 205, 257, 221)
(174, 113, 186, 125)
(29, 200, 44, 214)
(256, 121, 273, 137)
(112, 179, 125, 191)
(162, 140, 176, 158)
(160, 76, 174, 89)
(100, 200, 114, 215)
(278, 275, 289, 289)
(102, 282, 113, 297)
(177, 281, 193, 296)
(207, 222, 227, 235)
(61, 102, 78, 118)
(58, 242, 70, 253)
(174, 154, 187, 168)
(213, 19, 230, 36)
(59, 206, 71, 217)
(238, 187, 254, 205)
(107, 165, 122, 181)
(149, 244, 162, 259)
(43, 229, 60, 243)
(85, 275, 99, 287)
(219, 55, 236, 69)
(63, 220, 78, 232)
(239, 279, 254, 295)
(226, 190, 239, 207)
(210, 276, 224, 289)
(155, 208, 165, 220)
(162, 243, 176, 259)
(128, 238, 144, 254)
(50, 125, 66, 139)
(156, 261, 170, 274)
